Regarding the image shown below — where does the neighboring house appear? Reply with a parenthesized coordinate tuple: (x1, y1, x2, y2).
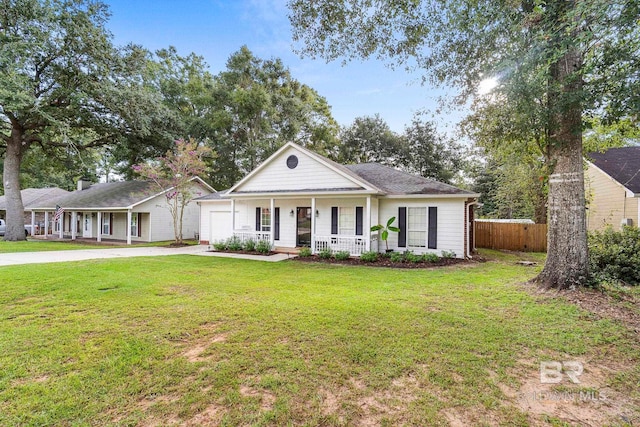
(585, 146, 640, 231)
(30, 177, 214, 244)
(197, 142, 479, 258)
(0, 187, 70, 227)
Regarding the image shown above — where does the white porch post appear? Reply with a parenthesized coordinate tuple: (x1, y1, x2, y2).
(30, 211, 35, 236)
(71, 211, 77, 240)
(58, 213, 63, 239)
(365, 196, 371, 251)
(311, 197, 316, 254)
(97, 211, 102, 242)
(126, 210, 132, 245)
(44, 211, 49, 238)
(270, 198, 275, 246)
(231, 199, 236, 233)
(148, 213, 152, 242)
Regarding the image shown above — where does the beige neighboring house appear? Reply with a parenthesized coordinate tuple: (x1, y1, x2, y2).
(585, 146, 640, 231)
(30, 177, 214, 244)
(0, 187, 70, 228)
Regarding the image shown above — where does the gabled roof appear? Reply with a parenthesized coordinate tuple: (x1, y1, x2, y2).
(31, 177, 214, 210)
(196, 189, 229, 201)
(345, 163, 477, 196)
(588, 147, 640, 194)
(0, 187, 70, 210)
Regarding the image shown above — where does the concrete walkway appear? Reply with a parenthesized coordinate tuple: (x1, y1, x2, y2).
(0, 245, 293, 267)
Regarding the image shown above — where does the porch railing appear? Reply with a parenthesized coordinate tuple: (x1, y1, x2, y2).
(233, 230, 271, 243)
(314, 234, 373, 256)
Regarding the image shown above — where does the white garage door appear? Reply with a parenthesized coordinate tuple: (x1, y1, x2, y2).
(210, 211, 232, 242)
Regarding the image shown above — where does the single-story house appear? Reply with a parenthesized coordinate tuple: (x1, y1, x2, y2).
(0, 187, 70, 229)
(197, 142, 479, 258)
(585, 146, 640, 231)
(30, 177, 214, 244)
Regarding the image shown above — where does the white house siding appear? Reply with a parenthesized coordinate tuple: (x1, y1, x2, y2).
(199, 200, 232, 244)
(378, 198, 466, 258)
(585, 163, 639, 231)
(233, 146, 362, 193)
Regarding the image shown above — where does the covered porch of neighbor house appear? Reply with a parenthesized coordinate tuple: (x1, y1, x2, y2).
(224, 195, 379, 256)
(31, 209, 151, 245)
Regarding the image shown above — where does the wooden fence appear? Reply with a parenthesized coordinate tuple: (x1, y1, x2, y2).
(474, 222, 547, 252)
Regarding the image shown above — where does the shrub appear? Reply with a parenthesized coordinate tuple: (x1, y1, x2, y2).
(405, 251, 423, 263)
(298, 247, 312, 257)
(360, 251, 379, 262)
(423, 252, 440, 263)
(256, 239, 272, 254)
(334, 250, 351, 261)
(441, 250, 456, 259)
(243, 239, 256, 252)
(589, 226, 640, 285)
(318, 248, 333, 259)
(227, 236, 243, 251)
(212, 240, 227, 251)
(389, 251, 405, 262)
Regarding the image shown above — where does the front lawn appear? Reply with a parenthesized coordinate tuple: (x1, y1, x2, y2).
(0, 239, 197, 253)
(0, 252, 638, 426)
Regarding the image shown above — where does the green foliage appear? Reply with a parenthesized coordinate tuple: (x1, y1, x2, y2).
(298, 247, 312, 257)
(255, 239, 272, 254)
(404, 251, 423, 263)
(334, 250, 351, 261)
(242, 239, 256, 252)
(589, 226, 640, 286)
(338, 114, 404, 166)
(359, 251, 379, 262)
(212, 240, 227, 251)
(389, 251, 405, 262)
(318, 248, 333, 259)
(226, 236, 243, 251)
(423, 252, 440, 263)
(441, 251, 456, 259)
(371, 216, 400, 251)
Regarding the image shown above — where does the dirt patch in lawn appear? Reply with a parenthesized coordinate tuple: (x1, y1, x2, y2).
(182, 323, 228, 363)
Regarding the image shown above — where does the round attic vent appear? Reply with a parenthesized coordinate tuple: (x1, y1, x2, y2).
(286, 155, 298, 169)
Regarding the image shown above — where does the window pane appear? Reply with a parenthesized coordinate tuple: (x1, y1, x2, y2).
(339, 207, 354, 235)
(261, 208, 271, 232)
(408, 207, 426, 247)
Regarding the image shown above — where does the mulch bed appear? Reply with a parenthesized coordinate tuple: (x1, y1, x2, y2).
(294, 255, 470, 268)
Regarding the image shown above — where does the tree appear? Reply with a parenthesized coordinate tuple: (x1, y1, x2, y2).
(0, 0, 171, 240)
(337, 115, 404, 166)
(288, 0, 640, 289)
(133, 138, 212, 245)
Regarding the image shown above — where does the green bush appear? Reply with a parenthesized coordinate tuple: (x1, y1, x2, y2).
(318, 248, 333, 259)
(423, 252, 439, 263)
(441, 250, 456, 259)
(298, 247, 312, 257)
(589, 226, 640, 285)
(243, 239, 256, 252)
(389, 251, 405, 262)
(256, 239, 272, 254)
(227, 236, 243, 251)
(334, 250, 351, 261)
(405, 251, 423, 263)
(360, 251, 379, 262)
(212, 240, 227, 251)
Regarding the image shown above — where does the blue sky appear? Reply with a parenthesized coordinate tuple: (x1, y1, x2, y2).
(104, 0, 465, 135)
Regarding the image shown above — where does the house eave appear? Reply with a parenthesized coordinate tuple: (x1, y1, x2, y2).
(226, 189, 380, 199)
(381, 193, 480, 199)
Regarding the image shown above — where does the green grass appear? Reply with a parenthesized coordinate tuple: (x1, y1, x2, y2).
(0, 251, 638, 426)
(0, 239, 197, 253)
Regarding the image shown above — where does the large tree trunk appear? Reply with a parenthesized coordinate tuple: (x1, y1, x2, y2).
(536, 38, 589, 289)
(3, 129, 26, 241)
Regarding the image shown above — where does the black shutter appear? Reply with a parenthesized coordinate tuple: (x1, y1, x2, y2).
(109, 213, 113, 235)
(274, 207, 280, 240)
(355, 207, 363, 235)
(331, 207, 338, 234)
(398, 207, 407, 247)
(428, 207, 438, 249)
(137, 213, 142, 237)
(255, 207, 261, 231)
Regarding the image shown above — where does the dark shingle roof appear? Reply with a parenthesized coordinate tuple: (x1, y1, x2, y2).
(344, 163, 476, 196)
(31, 181, 159, 209)
(195, 189, 228, 201)
(0, 187, 70, 210)
(588, 147, 640, 193)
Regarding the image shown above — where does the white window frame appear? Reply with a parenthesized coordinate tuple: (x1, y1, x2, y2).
(102, 213, 110, 235)
(407, 207, 427, 247)
(130, 213, 138, 237)
(261, 208, 271, 232)
(338, 206, 355, 235)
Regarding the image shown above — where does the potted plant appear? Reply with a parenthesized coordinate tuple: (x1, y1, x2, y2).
(371, 216, 400, 252)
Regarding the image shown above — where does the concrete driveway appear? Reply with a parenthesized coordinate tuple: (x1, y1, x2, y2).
(0, 245, 292, 266)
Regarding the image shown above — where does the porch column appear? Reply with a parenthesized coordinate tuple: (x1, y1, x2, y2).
(270, 198, 275, 246)
(148, 213, 152, 242)
(71, 211, 77, 240)
(97, 211, 102, 242)
(311, 197, 316, 254)
(231, 199, 236, 232)
(58, 213, 63, 239)
(30, 211, 35, 236)
(44, 211, 49, 238)
(126, 210, 132, 245)
(365, 196, 371, 251)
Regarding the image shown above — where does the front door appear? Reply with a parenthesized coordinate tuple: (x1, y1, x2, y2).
(296, 207, 311, 247)
(83, 212, 92, 238)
